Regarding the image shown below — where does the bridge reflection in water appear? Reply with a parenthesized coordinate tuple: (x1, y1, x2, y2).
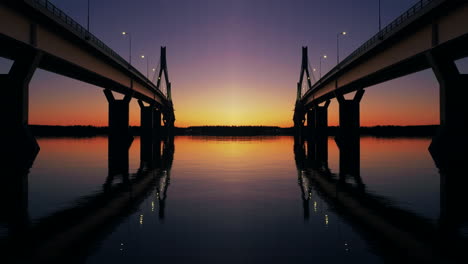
(0, 135, 174, 263)
(294, 135, 468, 263)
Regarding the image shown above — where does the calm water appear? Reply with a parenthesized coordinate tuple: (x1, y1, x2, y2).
(1, 136, 465, 263)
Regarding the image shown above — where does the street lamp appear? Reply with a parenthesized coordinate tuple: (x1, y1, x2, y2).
(311, 68, 317, 81)
(337, 31, 347, 65)
(122, 32, 132, 65)
(141, 55, 149, 78)
(319, 55, 327, 79)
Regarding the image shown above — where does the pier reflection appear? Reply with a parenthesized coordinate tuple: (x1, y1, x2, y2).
(294, 136, 468, 263)
(0, 136, 174, 263)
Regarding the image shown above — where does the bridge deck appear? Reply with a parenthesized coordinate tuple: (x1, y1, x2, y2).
(0, 0, 170, 108)
(302, 0, 468, 106)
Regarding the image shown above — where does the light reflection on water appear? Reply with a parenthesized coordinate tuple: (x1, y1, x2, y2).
(0, 136, 448, 263)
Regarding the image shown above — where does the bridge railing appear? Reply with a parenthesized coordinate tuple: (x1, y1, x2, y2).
(305, 0, 435, 97)
(27, 0, 169, 100)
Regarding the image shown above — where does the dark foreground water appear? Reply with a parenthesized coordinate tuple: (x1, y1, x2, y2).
(1, 136, 467, 263)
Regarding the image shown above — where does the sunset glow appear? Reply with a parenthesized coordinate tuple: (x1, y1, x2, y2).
(7, 0, 448, 128)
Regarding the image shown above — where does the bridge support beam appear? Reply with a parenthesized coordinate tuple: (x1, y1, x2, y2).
(426, 51, 468, 237)
(335, 90, 365, 184)
(154, 109, 162, 139)
(1, 49, 42, 169)
(139, 100, 154, 169)
(294, 99, 307, 141)
(138, 100, 154, 137)
(162, 112, 175, 138)
(104, 89, 133, 143)
(306, 101, 330, 169)
(104, 90, 133, 189)
(426, 51, 468, 168)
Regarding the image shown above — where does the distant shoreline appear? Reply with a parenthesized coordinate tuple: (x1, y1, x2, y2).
(30, 125, 438, 138)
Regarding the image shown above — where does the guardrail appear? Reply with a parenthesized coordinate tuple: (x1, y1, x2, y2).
(28, 0, 168, 99)
(305, 0, 435, 96)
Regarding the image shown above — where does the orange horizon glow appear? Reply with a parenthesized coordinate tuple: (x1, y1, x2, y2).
(28, 64, 440, 128)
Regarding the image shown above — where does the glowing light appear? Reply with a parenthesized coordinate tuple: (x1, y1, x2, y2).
(325, 214, 329, 225)
(314, 201, 317, 212)
(323, 55, 327, 59)
(141, 55, 145, 59)
(313, 68, 316, 72)
(139, 214, 144, 225)
(151, 201, 155, 212)
(152, 68, 156, 72)
(122, 31, 127, 35)
(342, 31, 347, 35)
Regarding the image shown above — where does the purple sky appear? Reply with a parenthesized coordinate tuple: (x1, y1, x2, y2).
(2, 0, 467, 126)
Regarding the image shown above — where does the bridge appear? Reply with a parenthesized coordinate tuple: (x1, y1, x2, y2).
(0, 0, 175, 168)
(294, 0, 468, 167)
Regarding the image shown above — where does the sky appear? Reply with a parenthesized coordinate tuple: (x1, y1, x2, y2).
(2, 0, 467, 127)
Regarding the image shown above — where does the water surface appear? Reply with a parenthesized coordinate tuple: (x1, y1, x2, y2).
(1, 136, 457, 263)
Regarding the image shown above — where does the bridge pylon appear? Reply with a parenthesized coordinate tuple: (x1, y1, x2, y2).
(154, 47, 175, 136)
(294, 47, 314, 138)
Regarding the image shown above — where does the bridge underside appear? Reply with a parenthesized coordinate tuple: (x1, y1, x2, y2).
(303, 33, 468, 107)
(301, 1, 468, 106)
(0, 34, 163, 106)
(0, 2, 175, 170)
(295, 1, 468, 173)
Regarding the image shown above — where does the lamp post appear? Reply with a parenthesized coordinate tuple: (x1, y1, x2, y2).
(337, 32, 347, 65)
(319, 55, 327, 79)
(310, 68, 317, 81)
(141, 55, 149, 78)
(122, 32, 132, 65)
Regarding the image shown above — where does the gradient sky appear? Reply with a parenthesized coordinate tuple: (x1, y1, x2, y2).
(1, 0, 467, 127)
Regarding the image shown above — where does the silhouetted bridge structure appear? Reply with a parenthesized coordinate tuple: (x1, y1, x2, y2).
(293, 1, 468, 261)
(0, 0, 175, 168)
(294, 0, 468, 168)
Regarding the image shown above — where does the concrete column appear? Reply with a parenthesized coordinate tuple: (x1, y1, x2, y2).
(103, 90, 132, 190)
(336, 90, 364, 140)
(103, 89, 133, 143)
(162, 110, 176, 138)
(307, 101, 330, 169)
(307, 108, 315, 136)
(426, 51, 468, 236)
(426, 51, 468, 168)
(154, 109, 161, 139)
(1, 49, 42, 169)
(294, 100, 306, 140)
(335, 90, 364, 185)
(138, 100, 154, 137)
(313, 100, 330, 136)
(139, 100, 154, 170)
